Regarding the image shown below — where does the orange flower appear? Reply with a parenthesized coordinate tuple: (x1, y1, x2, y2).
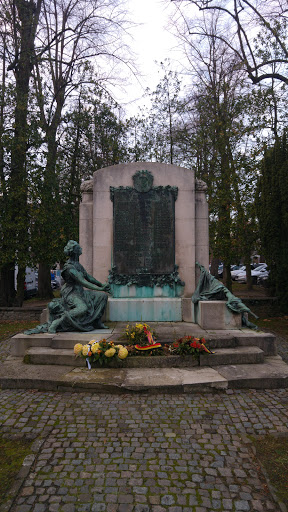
(88, 351, 92, 357)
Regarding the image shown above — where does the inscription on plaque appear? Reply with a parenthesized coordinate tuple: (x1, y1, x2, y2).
(110, 171, 182, 287)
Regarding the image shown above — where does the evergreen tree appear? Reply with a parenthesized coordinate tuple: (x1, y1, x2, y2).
(257, 132, 288, 307)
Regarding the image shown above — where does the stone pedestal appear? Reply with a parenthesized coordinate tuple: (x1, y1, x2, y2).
(107, 298, 182, 322)
(193, 301, 242, 330)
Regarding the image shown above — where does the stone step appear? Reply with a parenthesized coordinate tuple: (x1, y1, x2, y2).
(1, 356, 288, 392)
(49, 336, 238, 350)
(24, 345, 264, 368)
(11, 329, 277, 357)
(25, 347, 85, 367)
(200, 346, 264, 366)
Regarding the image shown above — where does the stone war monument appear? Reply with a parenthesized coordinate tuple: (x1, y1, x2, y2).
(79, 162, 209, 322)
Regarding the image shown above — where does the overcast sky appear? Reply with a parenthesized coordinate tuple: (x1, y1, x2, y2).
(115, 0, 181, 116)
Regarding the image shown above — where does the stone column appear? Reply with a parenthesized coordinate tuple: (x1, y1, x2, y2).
(195, 178, 209, 274)
(79, 180, 93, 275)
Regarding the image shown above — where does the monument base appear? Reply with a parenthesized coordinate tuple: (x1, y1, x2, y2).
(107, 297, 182, 322)
(111, 284, 184, 298)
(192, 301, 242, 330)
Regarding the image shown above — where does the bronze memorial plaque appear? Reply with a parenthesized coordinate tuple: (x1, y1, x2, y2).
(110, 171, 179, 286)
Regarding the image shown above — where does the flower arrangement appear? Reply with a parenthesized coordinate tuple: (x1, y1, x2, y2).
(74, 339, 128, 369)
(121, 323, 162, 355)
(73, 329, 213, 368)
(169, 336, 212, 358)
(123, 323, 158, 346)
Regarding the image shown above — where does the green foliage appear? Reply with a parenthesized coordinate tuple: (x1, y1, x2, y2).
(256, 132, 288, 309)
(59, 88, 128, 176)
(188, 42, 260, 276)
(125, 65, 187, 166)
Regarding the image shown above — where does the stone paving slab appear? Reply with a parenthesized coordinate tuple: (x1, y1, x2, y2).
(0, 388, 287, 512)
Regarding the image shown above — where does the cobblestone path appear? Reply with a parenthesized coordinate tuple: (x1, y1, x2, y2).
(0, 389, 287, 512)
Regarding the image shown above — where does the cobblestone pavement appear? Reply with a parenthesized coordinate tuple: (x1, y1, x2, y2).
(0, 388, 288, 512)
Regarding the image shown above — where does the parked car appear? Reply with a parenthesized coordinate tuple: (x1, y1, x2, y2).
(235, 264, 267, 284)
(51, 280, 60, 290)
(14, 266, 38, 298)
(257, 270, 270, 285)
(51, 269, 62, 290)
(231, 265, 242, 272)
(231, 265, 246, 280)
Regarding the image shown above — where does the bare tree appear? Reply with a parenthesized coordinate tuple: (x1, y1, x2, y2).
(32, 0, 132, 297)
(171, 0, 288, 86)
(0, 0, 132, 303)
(170, 11, 261, 288)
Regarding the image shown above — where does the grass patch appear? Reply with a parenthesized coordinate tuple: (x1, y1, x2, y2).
(232, 281, 268, 295)
(0, 321, 38, 342)
(0, 435, 32, 505)
(253, 434, 288, 507)
(255, 316, 288, 339)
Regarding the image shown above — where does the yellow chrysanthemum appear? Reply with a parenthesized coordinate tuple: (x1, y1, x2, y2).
(74, 343, 83, 356)
(115, 344, 123, 349)
(105, 348, 116, 358)
(91, 343, 100, 354)
(82, 344, 90, 356)
(118, 347, 128, 360)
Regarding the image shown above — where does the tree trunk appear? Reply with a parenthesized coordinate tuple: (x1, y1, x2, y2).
(210, 257, 220, 278)
(0, 264, 16, 306)
(14, 266, 25, 306)
(36, 126, 61, 296)
(223, 263, 232, 291)
(245, 258, 253, 291)
(37, 263, 53, 299)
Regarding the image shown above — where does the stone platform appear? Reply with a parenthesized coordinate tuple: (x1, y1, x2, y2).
(1, 322, 287, 392)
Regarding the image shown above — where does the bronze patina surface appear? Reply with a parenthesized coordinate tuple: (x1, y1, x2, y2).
(110, 170, 183, 288)
(25, 241, 111, 334)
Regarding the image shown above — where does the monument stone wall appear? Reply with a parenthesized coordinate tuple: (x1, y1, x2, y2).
(79, 162, 209, 321)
